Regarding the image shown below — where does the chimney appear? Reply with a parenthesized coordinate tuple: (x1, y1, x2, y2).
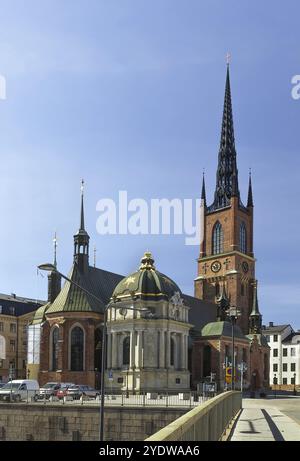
(269, 321, 274, 327)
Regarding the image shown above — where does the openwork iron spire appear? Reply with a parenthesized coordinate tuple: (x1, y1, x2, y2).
(80, 179, 85, 231)
(208, 65, 241, 212)
(249, 280, 262, 334)
(247, 170, 254, 207)
(201, 171, 207, 206)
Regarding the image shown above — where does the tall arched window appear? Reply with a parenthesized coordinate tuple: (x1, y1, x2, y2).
(94, 328, 102, 372)
(240, 223, 247, 254)
(51, 327, 59, 371)
(203, 345, 211, 377)
(170, 337, 176, 366)
(212, 221, 224, 255)
(71, 326, 84, 371)
(123, 336, 130, 367)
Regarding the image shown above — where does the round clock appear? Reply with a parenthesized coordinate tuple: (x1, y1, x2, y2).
(242, 261, 249, 273)
(211, 261, 222, 273)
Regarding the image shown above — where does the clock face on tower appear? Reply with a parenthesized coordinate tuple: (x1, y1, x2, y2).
(242, 261, 249, 273)
(211, 261, 222, 273)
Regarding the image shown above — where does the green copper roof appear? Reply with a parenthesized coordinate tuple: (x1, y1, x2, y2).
(31, 302, 50, 324)
(112, 252, 182, 301)
(46, 263, 123, 314)
(201, 321, 246, 340)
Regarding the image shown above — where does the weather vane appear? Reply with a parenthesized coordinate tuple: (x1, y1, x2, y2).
(226, 52, 231, 65)
(81, 179, 84, 195)
(53, 231, 58, 268)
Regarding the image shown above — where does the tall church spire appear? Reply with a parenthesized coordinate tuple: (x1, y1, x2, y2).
(201, 171, 207, 206)
(247, 170, 254, 207)
(208, 64, 240, 212)
(249, 280, 262, 334)
(74, 179, 90, 271)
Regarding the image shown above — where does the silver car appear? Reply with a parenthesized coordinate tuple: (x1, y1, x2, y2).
(66, 385, 99, 400)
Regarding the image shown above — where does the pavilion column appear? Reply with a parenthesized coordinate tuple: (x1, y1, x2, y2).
(136, 330, 143, 369)
(130, 331, 135, 369)
(159, 330, 165, 368)
(112, 332, 118, 369)
(107, 332, 112, 369)
(181, 333, 185, 369)
(166, 331, 171, 368)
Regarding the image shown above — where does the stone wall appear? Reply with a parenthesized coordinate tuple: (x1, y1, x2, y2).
(0, 403, 186, 441)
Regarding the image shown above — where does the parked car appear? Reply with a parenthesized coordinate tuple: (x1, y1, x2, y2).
(56, 383, 76, 400)
(66, 385, 99, 400)
(0, 383, 5, 389)
(35, 382, 61, 400)
(0, 380, 39, 402)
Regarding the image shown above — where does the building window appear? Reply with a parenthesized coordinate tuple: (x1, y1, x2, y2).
(282, 363, 287, 372)
(71, 326, 84, 371)
(94, 328, 102, 371)
(265, 335, 270, 342)
(51, 327, 59, 371)
(291, 348, 296, 357)
(123, 336, 130, 367)
(10, 324, 16, 334)
(273, 349, 278, 357)
(203, 345, 211, 377)
(9, 307, 15, 316)
(273, 364, 278, 372)
(283, 378, 287, 385)
(291, 377, 296, 385)
(0, 323, 3, 332)
(0, 335, 5, 360)
(215, 283, 220, 297)
(291, 363, 296, 372)
(175, 378, 181, 384)
(212, 221, 224, 255)
(273, 335, 278, 342)
(241, 284, 245, 297)
(10, 340, 16, 352)
(0, 305, 2, 314)
(283, 348, 287, 357)
(117, 377, 123, 384)
(240, 223, 247, 254)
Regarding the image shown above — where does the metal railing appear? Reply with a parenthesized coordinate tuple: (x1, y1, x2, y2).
(0, 390, 212, 408)
(145, 391, 242, 441)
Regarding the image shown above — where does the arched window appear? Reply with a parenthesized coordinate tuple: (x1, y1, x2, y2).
(51, 327, 59, 371)
(241, 283, 245, 297)
(212, 221, 224, 255)
(94, 328, 102, 372)
(215, 283, 220, 297)
(170, 337, 176, 366)
(123, 336, 130, 367)
(203, 345, 211, 377)
(240, 223, 247, 254)
(71, 326, 84, 371)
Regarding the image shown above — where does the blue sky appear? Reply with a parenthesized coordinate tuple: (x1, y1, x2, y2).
(0, 0, 299, 327)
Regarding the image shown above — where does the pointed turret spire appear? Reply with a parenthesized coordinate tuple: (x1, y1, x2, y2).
(53, 231, 58, 268)
(80, 179, 85, 231)
(247, 169, 254, 207)
(208, 62, 241, 212)
(74, 179, 90, 271)
(216, 282, 230, 320)
(249, 280, 262, 334)
(48, 231, 61, 303)
(201, 171, 207, 206)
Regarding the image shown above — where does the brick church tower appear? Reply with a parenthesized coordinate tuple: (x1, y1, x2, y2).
(194, 65, 256, 335)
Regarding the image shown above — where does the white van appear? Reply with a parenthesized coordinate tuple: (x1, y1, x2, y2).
(0, 379, 39, 402)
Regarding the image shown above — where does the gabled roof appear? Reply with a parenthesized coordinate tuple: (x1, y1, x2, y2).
(46, 263, 123, 315)
(263, 324, 290, 333)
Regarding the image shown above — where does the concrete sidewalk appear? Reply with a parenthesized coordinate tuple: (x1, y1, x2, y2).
(230, 398, 300, 441)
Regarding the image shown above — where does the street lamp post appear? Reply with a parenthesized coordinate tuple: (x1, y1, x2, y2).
(226, 306, 241, 391)
(293, 372, 297, 395)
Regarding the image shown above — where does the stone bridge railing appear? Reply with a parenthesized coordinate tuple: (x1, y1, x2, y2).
(145, 391, 242, 441)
